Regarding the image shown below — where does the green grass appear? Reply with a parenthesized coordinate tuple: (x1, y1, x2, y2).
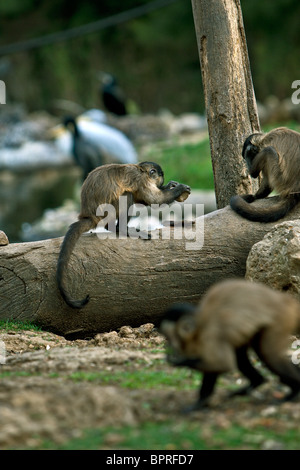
(141, 121, 300, 192)
(5, 351, 300, 451)
(0, 370, 37, 379)
(0, 361, 200, 387)
(142, 138, 214, 190)
(0, 319, 41, 332)
(68, 367, 200, 390)
(33, 422, 300, 451)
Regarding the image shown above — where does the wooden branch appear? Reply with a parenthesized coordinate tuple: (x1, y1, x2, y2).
(191, 0, 261, 208)
(0, 197, 298, 338)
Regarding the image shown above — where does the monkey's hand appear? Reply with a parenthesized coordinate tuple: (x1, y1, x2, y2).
(159, 181, 191, 204)
(162, 181, 180, 190)
(165, 181, 191, 202)
(176, 184, 191, 202)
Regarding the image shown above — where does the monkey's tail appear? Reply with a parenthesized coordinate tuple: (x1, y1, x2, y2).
(57, 218, 94, 309)
(230, 194, 300, 223)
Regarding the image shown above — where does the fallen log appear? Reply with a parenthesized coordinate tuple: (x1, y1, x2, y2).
(0, 198, 298, 338)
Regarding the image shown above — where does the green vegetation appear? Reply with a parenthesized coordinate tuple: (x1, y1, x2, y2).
(0, 319, 41, 332)
(142, 137, 214, 190)
(69, 367, 199, 390)
(0, 0, 299, 112)
(4, 340, 300, 450)
(34, 421, 300, 451)
(143, 121, 300, 190)
(0, 370, 36, 379)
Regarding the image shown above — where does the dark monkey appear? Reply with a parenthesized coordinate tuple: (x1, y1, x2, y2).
(57, 162, 190, 309)
(230, 127, 300, 222)
(159, 279, 300, 410)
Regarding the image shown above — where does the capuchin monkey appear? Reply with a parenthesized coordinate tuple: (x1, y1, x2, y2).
(57, 161, 190, 309)
(159, 279, 300, 411)
(230, 127, 300, 222)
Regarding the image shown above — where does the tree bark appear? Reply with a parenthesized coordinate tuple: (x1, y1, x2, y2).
(191, 0, 261, 208)
(0, 198, 298, 338)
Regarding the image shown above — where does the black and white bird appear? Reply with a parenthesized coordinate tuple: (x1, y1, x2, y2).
(53, 109, 137, 179)
(63, 115, 103, 180)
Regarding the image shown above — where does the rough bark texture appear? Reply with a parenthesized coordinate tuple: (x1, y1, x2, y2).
(191, 0, 261, 208)
(1, 197, 299, 338)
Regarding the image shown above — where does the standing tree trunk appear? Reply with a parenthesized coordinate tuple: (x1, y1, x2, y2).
(191, 0, 261, 208)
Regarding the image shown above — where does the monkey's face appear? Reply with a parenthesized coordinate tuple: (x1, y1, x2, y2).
(242, 136, 259, 161)
(242, 135, 261, 176)
(159, 304, 202, 367)
(138, 162, 164, 188)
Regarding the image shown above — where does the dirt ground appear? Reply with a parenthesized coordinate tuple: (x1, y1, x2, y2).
(0, 323, 300, 450)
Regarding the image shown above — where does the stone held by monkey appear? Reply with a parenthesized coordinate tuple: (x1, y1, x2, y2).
(159, 279, 300, 411)
(230, 127, 300, 222)
(165, 181, 191, 203)
(56, 161, 191, 309)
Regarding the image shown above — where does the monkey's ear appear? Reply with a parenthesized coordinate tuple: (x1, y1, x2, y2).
(177, 315, 197, 339)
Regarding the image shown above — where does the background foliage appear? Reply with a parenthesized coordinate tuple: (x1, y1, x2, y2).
(0, 0, 299, 114)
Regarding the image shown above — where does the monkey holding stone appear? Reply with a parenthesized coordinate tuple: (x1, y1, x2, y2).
(230, 127, 300, 222)
(159, 279, 300, 410)
(57, 161, 190, 309)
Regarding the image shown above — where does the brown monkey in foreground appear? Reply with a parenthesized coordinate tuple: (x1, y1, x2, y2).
(57, 161, 190, 309)
(159, 279, 300, 410)
(230, 127, 300, 222)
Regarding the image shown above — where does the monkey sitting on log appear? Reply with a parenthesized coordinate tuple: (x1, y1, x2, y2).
(57, 161, 190, 309)
(159, 279, 300, 411)
(230, 127, 300, 222)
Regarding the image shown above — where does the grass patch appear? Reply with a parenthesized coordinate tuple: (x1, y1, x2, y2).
(0, 319, 42, 332)
(142, 138, 214, 190)
(0, 370, 37, 379)
(34, 422, 300, 450)
(69, 367, 200, 390)
(141, 122, 300, 191)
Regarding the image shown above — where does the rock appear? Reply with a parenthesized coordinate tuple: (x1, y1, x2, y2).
(246, 220, 300, 298)
(261, 439, 284, 451)
(0, 166, 80, 242)
(107, 112, 208, 143)
(0, 141, 72, 171)
(257, 95, 300, 125)
(109, 113, 170, 143)
(0, 230, 9, 245)
(168, 112, 207, 135)
(21, 199, 79, 241)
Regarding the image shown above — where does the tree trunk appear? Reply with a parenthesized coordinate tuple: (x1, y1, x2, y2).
(191, 0, 261, 208)
(0, 198, 297, 338)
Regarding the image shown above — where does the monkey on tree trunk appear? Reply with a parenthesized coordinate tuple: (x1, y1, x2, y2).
(159, 279, 300, 411)
(57, 161, 190, 309)
(230, 127, 300, 222)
